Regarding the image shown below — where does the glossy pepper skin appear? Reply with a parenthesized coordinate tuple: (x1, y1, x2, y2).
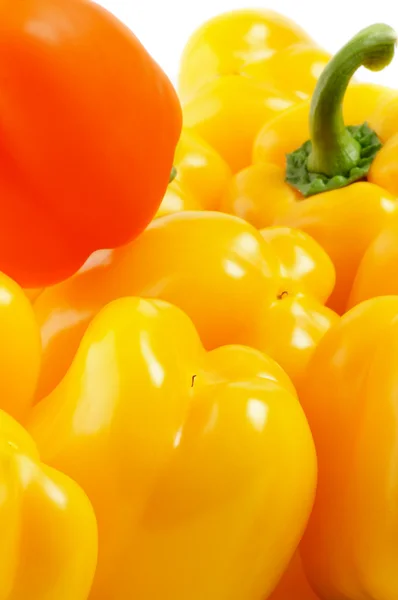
(348, 220, 398, 309)
(298, 296, 398, 600)
(178, 9, 314, 104)
(156, 130, 231, 218)
(27, 297, 317, 600)
(34, 212, 337, 399)
(182, 75, 296, 173)
(0, 409, 97, 599)
(0, 0, 181, 288)
(251, 26, 398, 314)
(0, 273, 41, 421)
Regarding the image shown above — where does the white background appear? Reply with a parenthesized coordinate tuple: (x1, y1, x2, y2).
(94, 0, 398, 88)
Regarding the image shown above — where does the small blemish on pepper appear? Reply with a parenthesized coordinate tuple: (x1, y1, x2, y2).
(191, 375, 197, 388)
(277, 291, 289, 300)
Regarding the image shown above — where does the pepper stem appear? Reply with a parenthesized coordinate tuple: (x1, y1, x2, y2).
(307, 24, 396, 176)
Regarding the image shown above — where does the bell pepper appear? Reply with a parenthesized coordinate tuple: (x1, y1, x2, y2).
(0, 273, 41, 421)
(220, 163, 300, 229)
(178, 9, 315, 104)
(241, 43, 331, 102)
(0, 408, 97, 599)
(348, 220, 398, 309)
(298, 295, 398, 600)
(250, 24, 398, 314)
(33, 211, 337, 399)
(0, 0, 181, 288)
(156, 130, 231, 218)
(182, 75, 297, 173)
(27, 296, 316, 600)
(179, 10, 334, 173)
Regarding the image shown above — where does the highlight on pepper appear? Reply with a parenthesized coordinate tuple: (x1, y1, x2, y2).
(0, 2, 398, 600)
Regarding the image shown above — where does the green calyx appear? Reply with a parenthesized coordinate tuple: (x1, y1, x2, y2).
(169, 165, 177, 183)
(286, 123, 382, 196)
(286, 23, 397, 197)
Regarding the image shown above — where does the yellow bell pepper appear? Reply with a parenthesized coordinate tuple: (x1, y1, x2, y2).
(0, 409, 97, 599)
(245, 25, 398, 314)
(178, 9, 315, 104)
(298, 296, 398, 600)
(241, 43, 331, 101)
(34, 211, 337, 398)
(179, 10, 333, 173)
(27, 296, 316, 600)
(0, 272, 41, 420)
(156, 129, 231, 217)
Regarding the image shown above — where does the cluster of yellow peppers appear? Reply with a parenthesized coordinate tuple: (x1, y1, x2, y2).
(4, 6, 398, 600)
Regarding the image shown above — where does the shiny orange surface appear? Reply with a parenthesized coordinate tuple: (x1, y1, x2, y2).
(0, 409, 97, 599)
(299, 296, 398, 600)
(0, 0, 181, 287)
(27, 297, 316, 600)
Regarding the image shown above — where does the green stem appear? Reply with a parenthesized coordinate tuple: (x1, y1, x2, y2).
(307, 24, 396, 176)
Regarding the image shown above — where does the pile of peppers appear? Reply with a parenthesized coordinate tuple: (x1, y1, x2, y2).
(3, 1, 398, 599)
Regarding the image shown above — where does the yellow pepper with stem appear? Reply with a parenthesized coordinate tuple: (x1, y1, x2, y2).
(27, 296, 317, 600)
(0, 409, 97, 599)
(33, 211, 337, 399)
(246, 24, 398, 314)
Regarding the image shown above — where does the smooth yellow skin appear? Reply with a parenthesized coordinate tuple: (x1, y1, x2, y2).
(253, 83, 395, 168)
(27, 297, 317, 600)
(299, 296, 398, 600)
(220, 162, 299, 229)
(156, 179, 202, 218)
(0, 410, 97, 600)
(251, 227, 339, 388)
(172, 129, 231, 210)
(368, 89, 398, 142)
(368, 132, 398, 196)
(34, 213, 337, 397)
(241, 43, 331, 101)
(183, 75, 297, 173)
(348, 220, 398, 309)
(0, 273, 41, 420)
(178, 9, 314, 104)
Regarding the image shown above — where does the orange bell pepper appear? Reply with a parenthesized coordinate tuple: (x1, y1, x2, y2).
(298, 296, 398, 600)
(248, 25, 398, 314)
(27, 297, 316, 600)
(348, 219, 398, 309)
(0, 272, 41, 421)
(0, 0, 181, 288)
(0, 409, 97, 599)
(33, 211, 337, 399)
